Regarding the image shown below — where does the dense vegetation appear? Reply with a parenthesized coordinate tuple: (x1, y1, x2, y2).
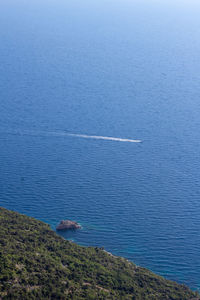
(0, 207, 199, 299)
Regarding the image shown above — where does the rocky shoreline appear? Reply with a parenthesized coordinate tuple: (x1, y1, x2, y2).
(56, 219, 81, 231)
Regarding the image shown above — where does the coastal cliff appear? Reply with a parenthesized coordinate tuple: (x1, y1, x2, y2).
(0, 207, 199, 300)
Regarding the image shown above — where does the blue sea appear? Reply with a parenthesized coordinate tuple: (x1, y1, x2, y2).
(0, 0, 200, 291)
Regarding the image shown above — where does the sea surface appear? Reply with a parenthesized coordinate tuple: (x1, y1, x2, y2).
(1, 0, 200, 290)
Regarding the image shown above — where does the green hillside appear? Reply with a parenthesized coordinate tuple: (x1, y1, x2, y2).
(0, 207, 199, 299)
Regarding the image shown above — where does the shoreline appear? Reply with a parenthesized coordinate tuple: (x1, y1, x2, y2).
(0, 206, 199, 299)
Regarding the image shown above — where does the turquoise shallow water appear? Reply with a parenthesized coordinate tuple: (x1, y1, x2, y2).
(1, 0, 200, 290)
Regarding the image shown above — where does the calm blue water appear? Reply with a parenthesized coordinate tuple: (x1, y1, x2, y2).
(1, 0, 200, 290)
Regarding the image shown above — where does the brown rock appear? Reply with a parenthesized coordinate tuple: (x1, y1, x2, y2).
(56, 220, 81, 231)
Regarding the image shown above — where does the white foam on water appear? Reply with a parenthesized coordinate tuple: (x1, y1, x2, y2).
(67, 133, 142, 143)
(3, 130, 142, 143)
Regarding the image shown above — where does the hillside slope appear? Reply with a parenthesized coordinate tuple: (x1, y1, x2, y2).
(0, 207, 199, 299)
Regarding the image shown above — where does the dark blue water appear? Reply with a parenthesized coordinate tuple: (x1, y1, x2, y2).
(1, 0, 200, 290)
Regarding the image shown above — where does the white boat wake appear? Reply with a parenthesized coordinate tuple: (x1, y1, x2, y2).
(3, 129, 142, 144)
(67, 133, 142, 143)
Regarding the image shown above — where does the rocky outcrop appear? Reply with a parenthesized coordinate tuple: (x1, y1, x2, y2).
(56, 220, 81, 231)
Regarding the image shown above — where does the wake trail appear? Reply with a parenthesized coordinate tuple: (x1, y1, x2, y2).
(67, 133, 142, 143)
(2, 129, 142, 143)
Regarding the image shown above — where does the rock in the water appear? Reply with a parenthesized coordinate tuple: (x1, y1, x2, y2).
(56, 220, 81, 231)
